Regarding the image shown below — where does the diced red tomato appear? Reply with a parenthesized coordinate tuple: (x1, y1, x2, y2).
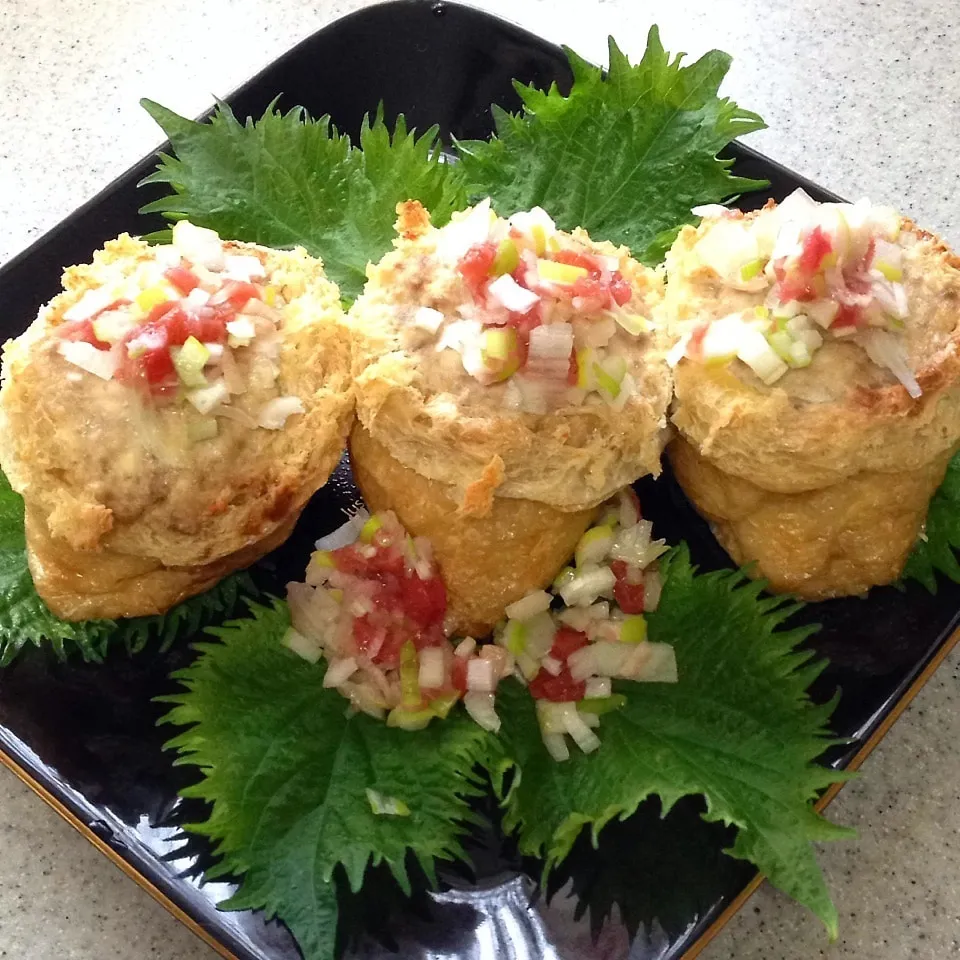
(58, 319, 112, 351)
(831, 303, 862, 329)
(218, 281, 261, 311)
(402, 575, 447, 628)
(164, 265, 200, 295)
(609, 272, 632, 306)
(798, 226, 833, 275)
(451, 656, 468, 694)
(528, 665, 586, 702)
(457, 242, 498, 300)
(610, 559, 645, 613)
(550, 627, 589, 662)
(353, 615, 385, 656)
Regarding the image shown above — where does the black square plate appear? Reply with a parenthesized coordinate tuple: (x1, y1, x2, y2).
(2, 3, 959, 959)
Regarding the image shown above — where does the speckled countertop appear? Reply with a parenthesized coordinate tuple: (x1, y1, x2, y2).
(2, 0, 960, 957)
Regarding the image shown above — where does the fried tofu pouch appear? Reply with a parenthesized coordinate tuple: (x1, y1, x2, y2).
(350, 200, 671, 635)
(662, 195, 960, 598)
(0, 228, 354, 619)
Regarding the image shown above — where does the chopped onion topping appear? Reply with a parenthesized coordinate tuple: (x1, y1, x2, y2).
(526, 322, 574, 379)
(412, 306, 445, 333)
(172, 220, 225, 271)
(58, 340, 119, 380)
(504, 590, 553, 621)
(487, 274, 541, 314)
(859, 329, 921, 398)
(257, 396, 305, 429)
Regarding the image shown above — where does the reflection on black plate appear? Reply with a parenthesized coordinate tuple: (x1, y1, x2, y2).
(1, 3, 959, 959)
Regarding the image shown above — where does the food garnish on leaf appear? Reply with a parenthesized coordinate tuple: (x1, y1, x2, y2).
(160, 599, 495, 960)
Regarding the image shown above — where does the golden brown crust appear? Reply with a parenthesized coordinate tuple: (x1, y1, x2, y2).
(349, 424, 595, 636)
(350, 207, 673, 511)
(669, 435, 952, 599)
(0, 234, 356, 619)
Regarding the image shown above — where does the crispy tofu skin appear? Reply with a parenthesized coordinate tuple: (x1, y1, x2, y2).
(664, 213, 960, 597)
(0, 235, 355, 619)
(351, 202, 673, 513)
(350, 424, 595, 636)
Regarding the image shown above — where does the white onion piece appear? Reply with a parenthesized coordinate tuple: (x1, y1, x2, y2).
(580, 712, 601, 728)
(618, 490, 640, 529)
(643, 567, 663, 612)
(186, 381, 229, 415)
(526, 322, 573, 379)
(508, 206, 557, 237)
(412, 306, 445, 333)
(584, 677, 612, 699)
(152, 244, 181, 268)
(563, 708, 601, 753)
(859, 329, 921, 398)
(691, 203, 730, 218)
(870, 278, 909, 320)
(324, 657, 359, 687)
(258, 396, 305, 429)
(215, 403, 258, 428)
(541, 656, 563, 677)
(63, 287, 117, 323)
(559, 565, 617, 607)
(435, 198, 493, 263)
(630, 643, 678, 683)
(58, 341, 119, 380)
(224, 254, 266, 280)
(504, 589, 553, 621)
(436, 318, 482, 354)
(568, 641, 628, 681)
(776, 188, 819, 226)
(172, 220, 225, 271)
(314, 508, 370, 552)
(466, 658, 497, 693)
(418, 648, 446, 690)
(542, 732, 570, 762)
(186, 286, 212, 308)
(464, 692, 500, 732)
(282, 627, 324, 664)
(488, 274, 540, 314)
(454, 638, 476, 659)
(737, 328, 788, 384)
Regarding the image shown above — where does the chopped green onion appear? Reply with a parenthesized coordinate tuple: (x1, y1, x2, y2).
(359, 515, 383, 543)
(619, 614, 648, 644)
(399, 641, 420, 708)
(740, 258, 765, 281)
(172, 336, 211, 388)
(491, 238, 520, 276)
(577, 694, 627, 715)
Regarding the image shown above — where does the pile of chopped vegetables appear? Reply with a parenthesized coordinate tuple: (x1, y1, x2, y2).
(495, 487, 675, 760)
(285, 490, 676, 757)
(421, 200, 651, 413)
(56, 221, 304, 434)
(284, 509, 512, 731)
(670, 189, 918, 395)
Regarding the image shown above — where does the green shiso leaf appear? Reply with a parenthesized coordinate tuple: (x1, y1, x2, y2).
(139, 99, 468, 302)
(160, 599, 495, 956)
(456, 29, 767, 263)
(494, 545, 853, 939)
